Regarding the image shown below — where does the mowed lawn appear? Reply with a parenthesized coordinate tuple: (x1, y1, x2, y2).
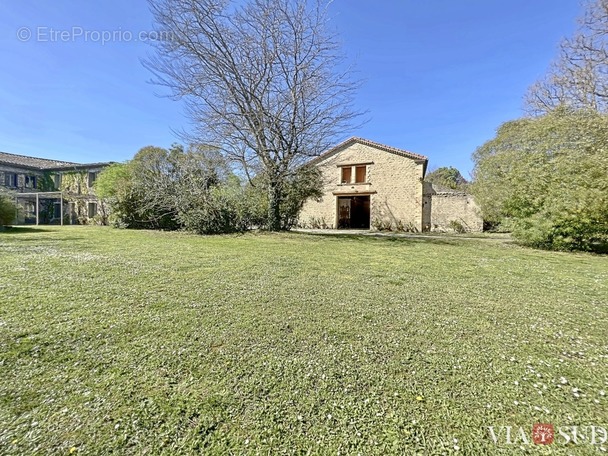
(0, 227, 607, 455)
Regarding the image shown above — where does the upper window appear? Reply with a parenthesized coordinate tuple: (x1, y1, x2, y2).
(88, 172, 97, 188)
(355, 166, 366, 183)
(340, 164, 369, 184)
(25, 175, 37, 189)
(54, 173, 62, 190)
(4, 173, 17, 187)
(341, 167, 352, 184)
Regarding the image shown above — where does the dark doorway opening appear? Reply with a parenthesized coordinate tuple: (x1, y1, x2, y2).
(337, 195, 370, 229)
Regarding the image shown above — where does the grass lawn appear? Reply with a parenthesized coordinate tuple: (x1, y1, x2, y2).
(0, 226, 607, 455)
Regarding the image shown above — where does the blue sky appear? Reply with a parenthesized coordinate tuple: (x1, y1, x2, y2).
(0, 1, 581, 176)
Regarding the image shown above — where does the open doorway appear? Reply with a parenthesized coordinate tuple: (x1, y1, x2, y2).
(337, 195, 370, 229)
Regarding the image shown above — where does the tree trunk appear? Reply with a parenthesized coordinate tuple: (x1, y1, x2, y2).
(267, 181, 282, 231)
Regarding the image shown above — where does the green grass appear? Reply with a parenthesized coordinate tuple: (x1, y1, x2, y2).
(0, 226, 606, 455)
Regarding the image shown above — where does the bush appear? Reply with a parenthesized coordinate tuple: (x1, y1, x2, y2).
(472, 108, 608, 252)
(177, 178, 251, 234)
(0, 191, 17, 226)
(510, 205, 608, 252)
(97, 145, 323, 235)
(395, 220, 419, 233)
(448, 220, 467, 234)
(243, 165, 323, 230)
(425, 166, 468, 191)
(372, 218, 392, 231)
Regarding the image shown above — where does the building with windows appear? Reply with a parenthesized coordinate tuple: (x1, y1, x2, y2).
(299, 137, 483, 232)
(0, 151, 112, 225)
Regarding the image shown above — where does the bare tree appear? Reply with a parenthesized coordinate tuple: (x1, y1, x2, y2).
(144, 0, 361, 230)
(525, 0, 608, 115)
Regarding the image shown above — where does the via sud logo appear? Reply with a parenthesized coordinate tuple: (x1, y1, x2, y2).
(488, 423, 607, 446)
(531, 423, 554, 445)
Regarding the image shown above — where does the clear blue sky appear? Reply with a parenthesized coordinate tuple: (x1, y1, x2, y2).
(0, 1, 581, 176)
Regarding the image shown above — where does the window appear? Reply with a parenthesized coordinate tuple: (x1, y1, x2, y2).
(54, 173, 62, 190)
(340, 165, 368, 184)
(88, 202, 97, 218)
(25, 175, 37, 189)
(4, 173, 16, 187)
(88, 172, 97, 188)
(355, 166, 366, 183)
(341, 167, 352, 184)
(53, 202, 62, 219)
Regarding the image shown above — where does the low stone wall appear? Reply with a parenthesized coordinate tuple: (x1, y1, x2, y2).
(422, 183, 483, 232)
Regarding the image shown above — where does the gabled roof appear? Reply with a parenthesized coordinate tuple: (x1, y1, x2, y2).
(0, 150, 112, 171)
(308, 137, 428, 166)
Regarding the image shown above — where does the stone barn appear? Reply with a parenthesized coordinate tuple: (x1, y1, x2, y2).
(298, 137, 482, 232)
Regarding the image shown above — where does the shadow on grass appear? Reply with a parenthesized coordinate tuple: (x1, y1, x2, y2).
(295, 231, 608, 254)
(0, 227, 88, 244)
(290, 231, 467, 247)
(0, 226, 58, 235)
(587, 242, 608, 255)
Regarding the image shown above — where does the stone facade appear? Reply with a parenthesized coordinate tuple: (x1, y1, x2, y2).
(299, 137, 427, 230)
(0, 151, 111, 225)
(0, 164, 41, 193)
(299, 137, 483, 232)
(422, 183, 483, 232)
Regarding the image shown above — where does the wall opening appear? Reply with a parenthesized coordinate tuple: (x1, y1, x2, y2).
(337, 195, 370, 229)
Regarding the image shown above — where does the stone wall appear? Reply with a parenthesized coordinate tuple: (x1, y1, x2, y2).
(299, 140, 425, 230)
(0, 166, 43, 193)
(422, 183, 483, 232)
(1, 164, 108, 225)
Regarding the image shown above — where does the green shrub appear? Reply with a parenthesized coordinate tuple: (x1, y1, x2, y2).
(0, 191, 17, 226)
(448, 220, 467, 234)
(97, 145, 322, 234)
(372, 218, 392, 231)
(472, 108, 608, 252)
(307, 216, 328, 229)
(394, 220, 419, 233)
(177, 178, 251, 234)
(243, 166, 323, 231)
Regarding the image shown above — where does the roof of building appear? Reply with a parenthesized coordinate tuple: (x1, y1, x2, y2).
(308, 137, 428, 166)
(0, 150, 112, 171)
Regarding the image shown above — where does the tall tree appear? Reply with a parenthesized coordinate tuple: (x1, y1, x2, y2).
(471, 108, 608, 251)
(525, 0, 608, 114)
(145, 0, 361, 230)
(424, 166, 468, 191)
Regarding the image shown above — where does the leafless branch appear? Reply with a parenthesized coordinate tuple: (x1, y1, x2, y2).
(144, 0, 362, 228)
(525, 0, 608, 115)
